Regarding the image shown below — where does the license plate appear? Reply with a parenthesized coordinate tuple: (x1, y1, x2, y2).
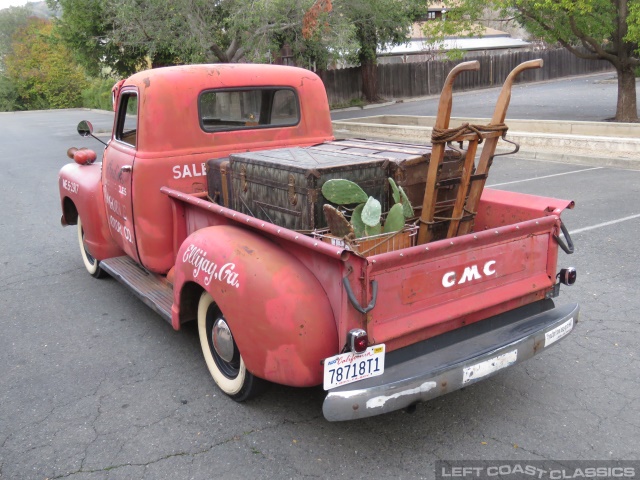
(323, 344, 385, 390)
(545, 317, 574, 347)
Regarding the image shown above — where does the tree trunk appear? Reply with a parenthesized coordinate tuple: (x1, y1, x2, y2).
(356, 22, 381, 102)
(361, 59, 380, 102)
(615, 65, 638, 122)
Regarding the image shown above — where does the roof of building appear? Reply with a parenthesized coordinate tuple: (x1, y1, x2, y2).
(381, 35, 530, 56)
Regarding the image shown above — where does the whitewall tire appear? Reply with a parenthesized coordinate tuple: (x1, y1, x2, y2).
(77, 217, 106, 278)
(197, 291, 266, 401)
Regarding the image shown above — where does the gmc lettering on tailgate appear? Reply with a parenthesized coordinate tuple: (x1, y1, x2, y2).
(442, 261, 496, 288)
(400, 237, 544, 305)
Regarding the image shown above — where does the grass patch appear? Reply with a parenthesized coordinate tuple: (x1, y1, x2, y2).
(330, 97, 367, 110)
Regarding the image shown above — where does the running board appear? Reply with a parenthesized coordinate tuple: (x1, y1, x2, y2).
(100, 256, 173, 324)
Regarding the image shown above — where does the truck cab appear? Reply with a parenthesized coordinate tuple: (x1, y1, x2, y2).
(60, 64, 334, 274)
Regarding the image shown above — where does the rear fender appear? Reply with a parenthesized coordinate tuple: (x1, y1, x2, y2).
(172, 225, 338, 387)
(58, 162, 124, 260)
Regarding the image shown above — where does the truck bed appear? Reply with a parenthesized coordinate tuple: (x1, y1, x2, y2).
(163, 184, 573, 345)
(159, 184, 578, 420)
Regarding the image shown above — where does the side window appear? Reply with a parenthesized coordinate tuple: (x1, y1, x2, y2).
(199, 88, 299, 132)
(115, 92, 138, 147)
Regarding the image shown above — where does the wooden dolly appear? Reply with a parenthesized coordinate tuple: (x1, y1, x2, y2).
(417, 59, 543, 244)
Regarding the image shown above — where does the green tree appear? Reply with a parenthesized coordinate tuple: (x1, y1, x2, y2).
(424, 0, 639, 122)
(0, 5, 33, 111)
(102, 0, 349, 67)
(512, 0, 639, 122)
(420, 2, 486, 60)
(0, 5, 32, 61)
(231, 0, 356, 68)
(105, 0, 207, 67)
(0, 75, 21, 111)
(48, 0, 149, 77)
(333, 0, 427, 101)
(5, 18, 88, 109)
(51, 0, 318, 68)
(48, 0, 420, 102)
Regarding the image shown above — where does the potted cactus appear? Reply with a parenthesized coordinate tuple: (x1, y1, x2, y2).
(320, 178, 416, 254)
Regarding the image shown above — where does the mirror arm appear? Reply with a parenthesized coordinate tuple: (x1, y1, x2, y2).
(91, 133, 109, 147)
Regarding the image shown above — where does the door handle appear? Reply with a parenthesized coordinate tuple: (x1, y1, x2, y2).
(118, 165, 132, 180)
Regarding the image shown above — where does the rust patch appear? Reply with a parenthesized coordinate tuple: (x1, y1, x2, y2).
(533, 339, 543, 353)
(352, 403, 359, 411)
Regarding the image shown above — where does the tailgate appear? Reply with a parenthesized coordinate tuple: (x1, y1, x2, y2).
(365, 214, 561, 350)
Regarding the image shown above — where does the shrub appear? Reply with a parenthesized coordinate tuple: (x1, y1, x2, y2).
(81, 77, 115, 111)
(0, 75, 22, 112)
(5, 18, 88, 110)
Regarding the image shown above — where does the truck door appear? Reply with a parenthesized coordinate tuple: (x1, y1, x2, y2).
(103, 89, 140, 262)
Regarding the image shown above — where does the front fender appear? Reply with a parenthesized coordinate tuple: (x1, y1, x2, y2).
(173, 225, 338, 387)
(58, 162, 123, 261)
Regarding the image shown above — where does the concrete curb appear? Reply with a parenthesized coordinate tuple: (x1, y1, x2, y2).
(0, 107, 113, 115)
(332, 101, 398, 112)
(509, 148, 640, 170)
(332, 115, 640, 170)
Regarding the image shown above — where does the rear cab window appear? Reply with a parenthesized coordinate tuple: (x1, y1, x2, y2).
(115, 92, 138, 147)
(198, 88, 299, 132)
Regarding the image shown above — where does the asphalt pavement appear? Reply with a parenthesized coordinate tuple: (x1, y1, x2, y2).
(0, 74, 639, 479)
(331, 72, 631, 122)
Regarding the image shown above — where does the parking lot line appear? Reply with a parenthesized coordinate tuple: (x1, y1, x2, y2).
(488, 167, 603, 187)
(569, 213, 640, 235)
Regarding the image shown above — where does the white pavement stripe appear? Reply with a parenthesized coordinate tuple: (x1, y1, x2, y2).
(487, 167, 603, 187)
(570, 214, 640, 235)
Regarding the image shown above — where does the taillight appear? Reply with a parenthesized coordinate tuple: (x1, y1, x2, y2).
(558, 267, 577, 286)
(347, 329, 369, 353)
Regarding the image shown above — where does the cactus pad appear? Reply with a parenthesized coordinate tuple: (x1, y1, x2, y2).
(351, 204, 366, 238)
(398, 186, 414, 218)
(321, 179, 368, 205)
(365, 224, 383, 236)
(384, 203, 405, 233)
(323, 204, 353, 238)
(361, 197, 382, 227)
(389, 177, 401, 204)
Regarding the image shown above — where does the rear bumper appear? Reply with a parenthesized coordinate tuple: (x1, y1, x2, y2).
(323, 301, 579, 421)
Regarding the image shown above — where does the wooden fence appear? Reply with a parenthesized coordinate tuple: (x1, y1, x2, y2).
(319, 48, 612, 106)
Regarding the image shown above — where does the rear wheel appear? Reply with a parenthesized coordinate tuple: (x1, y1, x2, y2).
(77, 217, 106, 278)
(197, 292, 266, 401)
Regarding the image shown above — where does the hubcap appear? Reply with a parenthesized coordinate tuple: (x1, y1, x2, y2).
(211, 317, 235, 363)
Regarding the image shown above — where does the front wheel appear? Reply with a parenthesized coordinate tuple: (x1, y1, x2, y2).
(197, 292, 266, 401)
(77, 217, 107, 278)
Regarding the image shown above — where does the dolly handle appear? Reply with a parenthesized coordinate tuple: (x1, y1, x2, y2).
(491, 59, 543, 124)
(434, 60, 480, 129)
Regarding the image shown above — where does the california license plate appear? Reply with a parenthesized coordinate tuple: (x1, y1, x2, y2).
(323, 344, 385, 390)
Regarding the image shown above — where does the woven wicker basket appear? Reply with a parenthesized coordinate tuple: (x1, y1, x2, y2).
(314, 224, 418, 256)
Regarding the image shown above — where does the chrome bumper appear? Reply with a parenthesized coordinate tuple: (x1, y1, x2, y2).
(323, 302, 579, 421)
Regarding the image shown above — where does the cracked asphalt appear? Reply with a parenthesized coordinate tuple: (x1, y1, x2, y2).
(1, 101, 638, 479)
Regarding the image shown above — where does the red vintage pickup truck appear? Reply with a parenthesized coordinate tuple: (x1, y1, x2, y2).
(58, 63, 579, 421)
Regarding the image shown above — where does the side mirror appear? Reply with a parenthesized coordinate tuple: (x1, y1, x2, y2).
(77, 120, 94, 137)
